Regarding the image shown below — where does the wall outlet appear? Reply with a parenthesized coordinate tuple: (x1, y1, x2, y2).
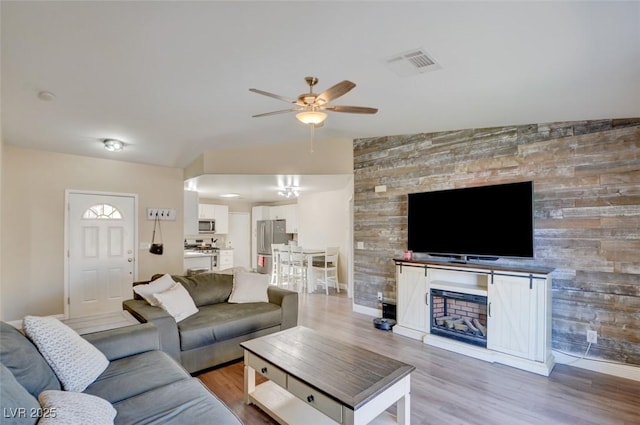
(587, 329, 598, 344)
(377, 292, 383, 302)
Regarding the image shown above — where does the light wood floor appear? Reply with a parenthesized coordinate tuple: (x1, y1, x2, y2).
(198, 292, 640, 425)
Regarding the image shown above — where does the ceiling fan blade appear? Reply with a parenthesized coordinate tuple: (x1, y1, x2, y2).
(249, 88, 296, 104)
(316, 80, 356, 104)
(323, 105, 378, 114)
(252, 108, 301, 118)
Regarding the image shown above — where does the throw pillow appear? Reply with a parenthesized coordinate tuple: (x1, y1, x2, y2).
(228, 269, 269, 303)
(133, 273, 176, 306)
(153, 282, 199, 322)
(22, 316, 109, 393)
(37, 390, 116, 425)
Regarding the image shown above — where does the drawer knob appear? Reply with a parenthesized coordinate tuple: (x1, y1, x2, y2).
(261, 367, 268, 374)
(307, 395, 314, 403)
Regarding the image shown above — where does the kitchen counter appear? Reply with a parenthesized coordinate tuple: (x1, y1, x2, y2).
(184, 251, 215, 257)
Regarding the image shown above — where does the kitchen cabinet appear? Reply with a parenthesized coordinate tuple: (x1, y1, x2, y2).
(216, 249, 234, 271)
(184, 190, 199, 236)
(394, 263, 429, 340)
(270, 204, 298, 233)
(199, 204, 229, 234)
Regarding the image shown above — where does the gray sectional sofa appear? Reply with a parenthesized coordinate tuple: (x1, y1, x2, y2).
(123, 271, 299, 373)
(0, 321, 242, 425)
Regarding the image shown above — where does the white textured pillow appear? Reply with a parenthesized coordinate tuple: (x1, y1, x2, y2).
(22, 316, 109, 393)
(154, 282, 199, 322)
(37, 390, 116, 425)
(229, 269, 269, 303)
(133, 273, 176, 306)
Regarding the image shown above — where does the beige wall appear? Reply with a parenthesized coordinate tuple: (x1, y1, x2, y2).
(185, 137, 353, 178)
(296, 179, 353, 286)
(1, 146, 185, 321)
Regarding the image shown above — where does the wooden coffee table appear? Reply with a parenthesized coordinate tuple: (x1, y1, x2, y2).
(241, 326, 415, 425)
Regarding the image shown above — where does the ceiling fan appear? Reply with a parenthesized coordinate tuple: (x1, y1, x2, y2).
(249, 76, 378, 127)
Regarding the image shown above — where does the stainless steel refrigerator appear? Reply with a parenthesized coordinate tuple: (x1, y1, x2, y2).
(256, 219, 291, 274)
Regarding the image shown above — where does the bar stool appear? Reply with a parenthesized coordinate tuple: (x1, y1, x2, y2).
(270, 243, 286, 286)
(288, 245, 306, 292)
(312, 247, 339, 294)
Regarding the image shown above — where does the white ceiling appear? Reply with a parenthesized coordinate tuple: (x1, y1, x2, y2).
(2, 1, 639, 200)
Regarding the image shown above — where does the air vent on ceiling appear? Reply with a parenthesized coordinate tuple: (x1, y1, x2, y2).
(386, 48, 441, 77)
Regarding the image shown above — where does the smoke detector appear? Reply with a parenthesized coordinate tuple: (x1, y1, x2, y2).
(386, 48, 441, 77)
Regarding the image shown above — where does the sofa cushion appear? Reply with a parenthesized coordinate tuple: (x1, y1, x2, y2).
(22, 316, 109, 392)
(84, 350, 190, 404)
(178, 302, 281, 351)
(37, 390, 116, 425)
(0, 322, 61, 397)
(0, 364, 39, 425)
(173, 273, 233, 307)
(112, 378, 242, 425)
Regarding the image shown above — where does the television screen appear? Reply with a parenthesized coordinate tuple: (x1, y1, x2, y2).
(407, 181, 534, 259)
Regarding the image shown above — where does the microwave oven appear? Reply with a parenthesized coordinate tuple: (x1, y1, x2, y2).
(198, 219, 215, 234)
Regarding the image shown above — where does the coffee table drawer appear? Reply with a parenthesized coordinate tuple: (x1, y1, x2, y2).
(247, 352, 287, 388)
(288, 376, 342, 423)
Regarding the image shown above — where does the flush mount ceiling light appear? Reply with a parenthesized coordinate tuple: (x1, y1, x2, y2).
(103, 139, 124, 152)
(278, 187, 299, 199)
(37, 91, 56, 101)
(220, 193, 240, 198)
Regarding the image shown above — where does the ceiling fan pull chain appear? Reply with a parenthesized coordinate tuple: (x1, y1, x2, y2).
(309, 124, 315, 153)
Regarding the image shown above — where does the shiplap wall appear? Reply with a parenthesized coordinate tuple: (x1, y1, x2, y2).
(353, 119, 640, 364)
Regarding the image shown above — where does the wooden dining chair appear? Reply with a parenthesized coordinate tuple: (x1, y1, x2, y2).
(312, 247, 339, 294)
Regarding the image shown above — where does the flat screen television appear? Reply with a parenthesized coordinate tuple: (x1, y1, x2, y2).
(407, 181, 534, 259)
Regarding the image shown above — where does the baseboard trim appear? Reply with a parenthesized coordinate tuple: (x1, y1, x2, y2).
(553, 350, 640, 382)
(352, 303, 380, 317)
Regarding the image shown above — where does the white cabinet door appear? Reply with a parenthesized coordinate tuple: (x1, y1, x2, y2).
(283, 204, 298, 233)
(184, 190, 199, 236)
(214, 205, 229, 234)
(396, 264, 429, 332)
(199, 204, 216, 219)
(217, 249, 234, 271)
(487, 274, 540, 360)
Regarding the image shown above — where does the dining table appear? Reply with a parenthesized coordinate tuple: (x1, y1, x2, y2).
(299, 247, 325, 293)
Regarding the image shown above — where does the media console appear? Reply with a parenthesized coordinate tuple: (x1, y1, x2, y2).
(394, 258, 555, 376)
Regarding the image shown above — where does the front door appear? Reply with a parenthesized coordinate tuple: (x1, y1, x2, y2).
(67, 192, 136, 318)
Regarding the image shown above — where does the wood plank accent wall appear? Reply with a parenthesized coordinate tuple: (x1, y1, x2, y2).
(353, 118, 640, 365)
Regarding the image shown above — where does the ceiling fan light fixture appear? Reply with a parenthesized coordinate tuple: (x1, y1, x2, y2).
(296, 110, 327, 125)
(103, 139, 124, 152)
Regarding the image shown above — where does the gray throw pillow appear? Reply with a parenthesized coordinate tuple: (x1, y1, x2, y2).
(0, 322, 61, 397)
(174, 273, 233, 306)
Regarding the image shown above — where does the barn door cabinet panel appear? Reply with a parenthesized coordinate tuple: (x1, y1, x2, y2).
(394, 263, 430, 340)
(488, 273, 549, 363)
